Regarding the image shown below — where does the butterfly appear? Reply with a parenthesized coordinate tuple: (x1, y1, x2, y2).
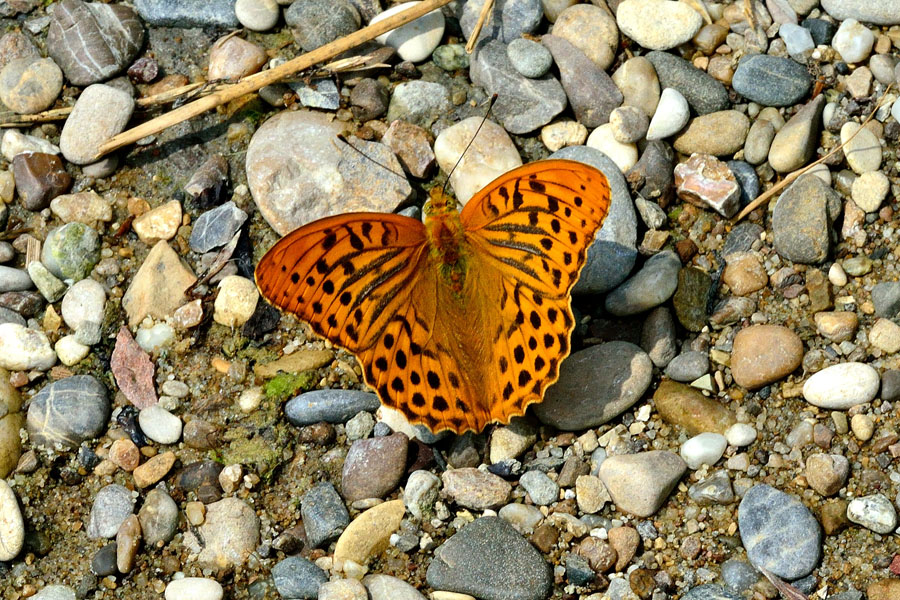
(255, 158, 610, 434)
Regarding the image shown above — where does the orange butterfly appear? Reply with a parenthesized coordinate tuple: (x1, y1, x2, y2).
(255, 159, 610, 434)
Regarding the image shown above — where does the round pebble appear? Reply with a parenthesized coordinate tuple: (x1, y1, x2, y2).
(165, 578, 224, 600)
(519, 470, 559, 506)
(731, 55, 812, 107)
(213, 275, 259, 327)
(59, 84, 134, 165)
(680, 432, 728, 470)
(724, 423, 757, 447)
(234, 0, 279, 31)
(605, 251, 681, 316)
(55, 335, 90, 366)
(831, 18, 874, 63)
(285, 390, 380, 425)
(185, 497, 260, 569)
(851, 170, 889, 212)
(730, 325, 803, 389)
(805, 453, 849, 496)
(0, 57, 63, 114)
(138, 405, 183, 445)
(841, 122, 882, 174)
(372, 2, 445, 63)
(498, 503, 543, 534)
(87, 483, 135, 539)
(0, 479, 23, 560)
(551, 4, 618, 70)
(846, 494, 897, 534)
(341, 432, 408, 501)
(506, 37, 552, 78)
(61, 278, 106, 334)
(585, 123, 638, 172)
(802, 362, 879, 409)
(42, 222, 101, 282)
(616, 0, 702, 51)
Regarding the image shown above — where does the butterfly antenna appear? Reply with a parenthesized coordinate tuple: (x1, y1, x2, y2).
(441, 93, 498, 196)
(335, 133, 407, 181)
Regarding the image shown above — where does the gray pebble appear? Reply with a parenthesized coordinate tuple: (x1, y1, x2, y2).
(461, 0, 543, 44)
(506, 38, 552, 78)
(641, 306, 677, 368)
(189, 201, 248, 253)
(605, 251, 681, 316)
(91, 542, 117, 576)
(26, 375, 110, 449)
(720, 559, 760, 592)
(646, 50, 730, 115)
(772, 174, 837, 264)
(285, 390, 380, 425)
(664, 351, 709, 382)
(385, 80, 452, 129)
(87, 484, 135, 539)
(519, 470, 559, 505)
(285, 0, 360, 52)
(134, 0, 240, 27)
(722, 222, 763, 257)
(300, 481, 349, 548)
(272, 555, 328, 600)
(138, 489, 179, 546)
(0, 265, 33, 292)
(732, 55, 812, 107)
(682, 584, 742, 600)
(872, 282, 900, 318)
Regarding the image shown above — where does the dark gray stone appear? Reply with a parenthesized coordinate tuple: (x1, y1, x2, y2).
(646, 51, 730, 115)
(461, 0, 543, 44)
(542, 35, 622, 128)
(550, 146, 637, 294)
(470, 40, 567, 135)
(723, 222, 763, 257)
(880, 369, 900, 402)
(772, 174, 836, 264)
(604, 251, 681, 316)
(664, 351, 709, 382)
(872, 282, 900, 318)
(732, 55, 812, 107)
(738, 484, 822, 580)
(134, 0, 240, 28)
(300, 482, 349, 548)
(721, 559, 760, 593)
(534, 341, 652, 430)
(727, 160, 760, 207)
(683, 584, 742, 600)
(285, 390, 381, 425)
(426, 516, 552, 600)
(627, 140, 675, 204)
(801, 18, 836, 46)
(91, 542, 117, 576)
(26, 375, 110, 449)
(285, 0, 360, 52)
(565, 553, 594, 585)
(189, 201, 248, 253)
(272, 556, 328, 600)
(672, 267, 712, 332)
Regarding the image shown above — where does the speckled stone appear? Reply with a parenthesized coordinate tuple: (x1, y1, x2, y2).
(26, 375, 110, 449)
(598, 451, 687, 517)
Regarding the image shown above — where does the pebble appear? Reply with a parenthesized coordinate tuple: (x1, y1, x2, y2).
(434, 117, 522, 204)
(654, 380, 736, 434)
(0, 322, 54, 371)
(680, 433, 727, 469)
(404, 470, 441, 520)
(737, 484, 822, 580)
(629, 141, 676, 203)
(598, 451, 687, 517)
(50, 191, 113, 226)
(831, 18, 874, 63)
(646, 88, 689, 141)
(551, 3, 618, 71)
(772, 173, 836, 263)
(341, 432, 408, 501)
(135, 0, 239, 27)
(0, 57, 62, 114)
(213, 275, 259, 327)
(673, 267, 713, 331)
(846, 494, 897, 534)
(0, 266, 32, 293)
(506, 38, 552, 78)
(387, 80, 452, 128)
(612, 56, 660, 117)
(869, 580, 900, 600)
(59, 84, 134, 165)
(31, 587, 76, 600)
(575, 474, 609, 513)
(432, 44, 469, 71)
(12, 152, 72, 211)
(641, 307, 677, 368)
(55, 335, 89, 366)
(133, 199, 181, 244)
(285, 390, 380, 425)
(616, 0, 702, 50)
(743, 119, 776, 165)
(47, 0, 144, 85)
(441, 467, 511, 510)
(499, 503, 543, 535)
(870, 318, 900, 353)
(285, 0, 359, 51)
(426, 516, 552, 600)
(209, 36, 268, 81)
(605, 251, 681, 316)
(519, 470, 559, 506)
(0, 479, 23, 560)
(333, 499, 405, 566)
(731, 55, 812, 106)
(271, 558, 328, 599)
(234, 0, 279, 31)
(490, 419, 536, 462)
(768, 94, 825, 172)
(138, 488, 179, 546)
(470, 40, 566, 135)
(609, 106, 648, 143)
(461, 0, 543, 45)
(381, 120, 435, 179)
(841, 122, 882, 174)
(645, 50, 729, 115)
(87, 483, 135, 539)
(1, 129, 59, 160)
(674, 153, 741, 218)
(814, 311, 858, 342)
(688, 470, 734, 505)
(246, 111, 412, 236)
(138, 405, 182, 445)
(673, 111, 750, 157)
(542, 35, 622, 129)
(722, 252, 767, 295)
(849, 413, 874, 441)
(585, 124, 638, 172)
(730, 325, 803, 389)
(682, 585, 741, 600)
(364, 574, 428, 600)
(873, 282, 900, 317)
(42, 222, 101, 282)
(822, 0, 900, 25)
(535, 341, 652, 430)
(780, 22, 815, 57)
(185, 498, 259, 569)
(805, 453, 849, 496)
(133, 451, 176, 488)
(164, 578, 223, 600)
(802, 362, 879, 409)
(372, 2, 445, 63)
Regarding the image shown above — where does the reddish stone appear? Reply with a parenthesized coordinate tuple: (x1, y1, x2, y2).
(674, 154, 740, 218)
(12, 152, 72, 211)
(110, 326, 157, 409)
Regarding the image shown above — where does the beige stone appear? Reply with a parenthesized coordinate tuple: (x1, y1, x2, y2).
(132, 200, 181, 244)
(814, 311, 859, 343)
(334, 499, 405, 565)
(122, 241, 197, 326)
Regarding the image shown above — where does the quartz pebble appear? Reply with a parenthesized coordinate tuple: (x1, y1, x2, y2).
(846, 494, 897, 534)
(234, 0, 279, 31)
(680, 433, 728, 469)
(213, 275, 259, 327)
(164, 578, 224, 600)
(831, 18, 874, 64)
(803, 362, 879, 409)
(138, 405, 182, 445)
(372, 2, 445, 63)
(851, 171, 889, 212)
(646, 88, 689, 141)
(585, 124, 638, 172)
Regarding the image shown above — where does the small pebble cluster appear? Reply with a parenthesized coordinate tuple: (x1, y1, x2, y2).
(0, 0, 899, 599)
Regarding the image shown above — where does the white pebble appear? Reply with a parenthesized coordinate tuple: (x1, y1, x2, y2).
(802, 362, 880, 409)
(0, 323, 56, 370)
(61, 278, 106, 333)
(213, 275, 259, 327)
(32, 586, 75, 600)
(779, 23, 814, 57)
(165, 577, 223, 600)
(586, 123, 638, 172)
(0, 479, 24, 561)
(372, 1, 445, 63)
(828, 263, 848, 286)
(850, 170, 889, 212)
(138, 405, 183, 445)
(1, 129, 59, 161)
(850, 413, 874, 442)
(846, 494, 897, 534)
(646, 88, 689, 141)
(234, 0, 279, 31)
(238, 387, 263, 413)
(55, 335, 90, 366)
(724, 423, 757, 447)
(540, 121, 587, 152)
(135, 323, 176, 353)
(831, 19, 875, 64)
(679, 432, 727, 469)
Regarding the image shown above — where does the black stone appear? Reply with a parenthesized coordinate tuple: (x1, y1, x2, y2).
(801, 18, 837, 46)
(91, 542, 117, 576)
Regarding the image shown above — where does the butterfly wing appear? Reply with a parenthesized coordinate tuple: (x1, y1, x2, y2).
(458, 159, 611, 425)
(255, 213, 429, 352)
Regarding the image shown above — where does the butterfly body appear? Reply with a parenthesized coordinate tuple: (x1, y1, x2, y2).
(256, 159, 611, 434)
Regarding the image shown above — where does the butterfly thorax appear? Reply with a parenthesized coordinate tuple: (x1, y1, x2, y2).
(424, 188, 469, 296)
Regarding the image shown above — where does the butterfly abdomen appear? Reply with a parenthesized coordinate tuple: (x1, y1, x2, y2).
(426, 211, 470, 295)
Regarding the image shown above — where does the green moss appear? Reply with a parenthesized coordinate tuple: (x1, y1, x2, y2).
(221, 435, 282, 477)
(264, 371, 316, 402)
(667, 206, 683, 221)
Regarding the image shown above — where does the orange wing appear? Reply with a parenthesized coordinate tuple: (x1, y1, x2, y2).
(255, 213, 429, 352)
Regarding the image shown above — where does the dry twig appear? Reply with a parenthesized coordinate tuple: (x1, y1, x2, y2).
(465, 0, 495, 53)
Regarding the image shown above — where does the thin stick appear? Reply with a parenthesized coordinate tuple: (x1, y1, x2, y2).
(733, 85, 893, 223)
(93, 0, 454, 161)
(465, 0, 495, 53)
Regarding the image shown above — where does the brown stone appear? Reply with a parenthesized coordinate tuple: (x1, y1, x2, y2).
(333, 499, 405, 566)
(805, 453, 849, 496)
(653, 380, 736, 434)
(868, 579, 900, 600)
(381, 120, 436, 178)
(252, 349, 334, 378)
(110, 326, 157, 410)
(608, 526, 640, 571)
(341, 432, 408, 502)
(122, 241, 196, 326)
(115, 514, 141, 573)
(441, 467, 511, 510)
(182, 419, 219, 450)
(730, 325, 803, 389)
(133, 451, 175, 488)
(11, 152, 72, 211)
(722, 252, 767, 295)
(109, 438, 140, 471)
(814, 311, 858, 343)
(530, 523, 559, 553)
(819, 498, 850, 535)
(207, 35, 267, 81)
(629, 568, 657, 599)
(576, 536, 617, 573)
